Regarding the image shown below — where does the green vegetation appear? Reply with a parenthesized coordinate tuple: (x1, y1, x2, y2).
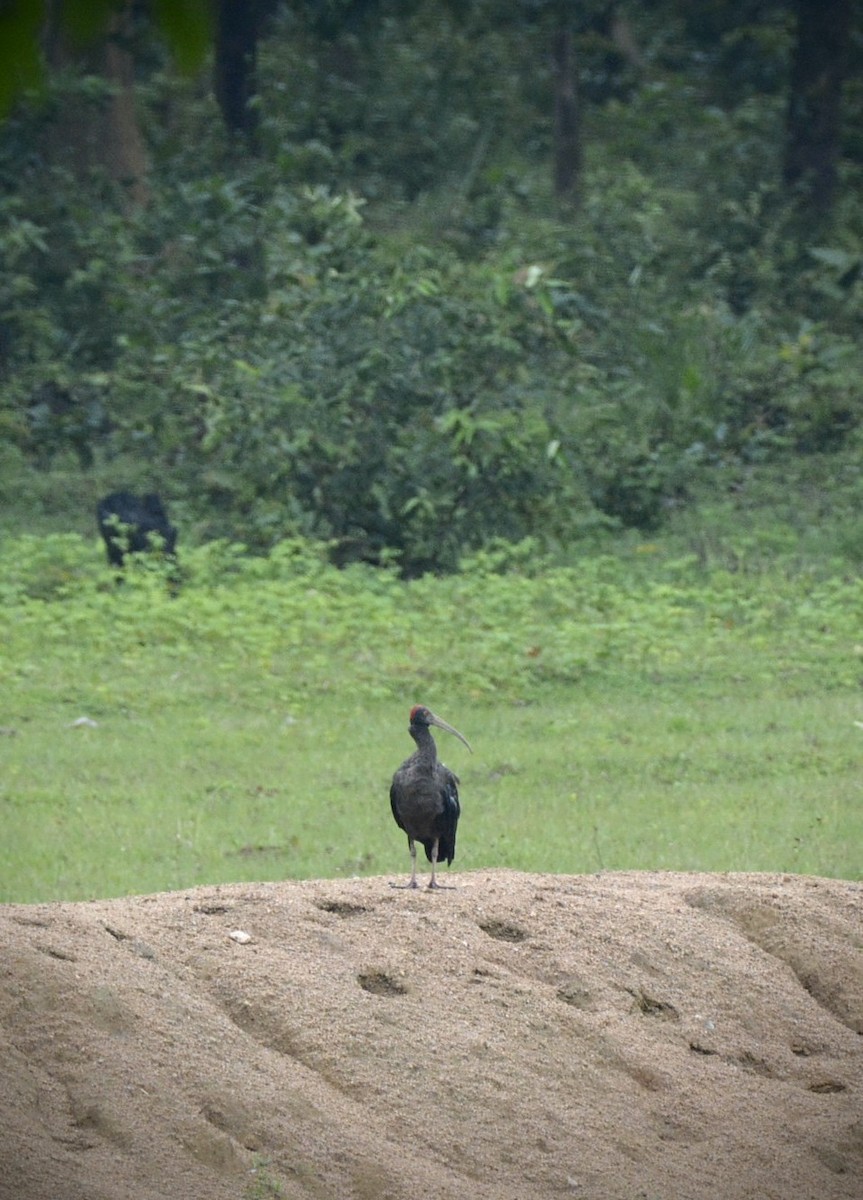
(2, 521, 860, 903)
(246, 1158, 288, 1200)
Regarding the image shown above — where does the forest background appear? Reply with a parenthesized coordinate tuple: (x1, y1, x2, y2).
(1, 0, 862, 571)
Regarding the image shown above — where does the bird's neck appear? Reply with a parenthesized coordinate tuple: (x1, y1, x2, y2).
(410, 727, 438, 765)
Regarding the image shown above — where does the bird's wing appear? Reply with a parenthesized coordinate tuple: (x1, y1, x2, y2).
(434, 766, 461, 864)
(389, 776, 408, 833)
(439, 766, 461, 819)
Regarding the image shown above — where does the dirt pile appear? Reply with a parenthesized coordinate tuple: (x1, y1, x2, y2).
(1, 870, 861, 1200)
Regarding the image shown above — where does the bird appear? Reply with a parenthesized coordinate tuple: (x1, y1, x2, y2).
(389, 704, 472, 890)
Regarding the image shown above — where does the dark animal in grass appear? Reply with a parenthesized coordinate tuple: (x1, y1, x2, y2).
(389, 705, 472, 890)
(96, 491, 177, 570)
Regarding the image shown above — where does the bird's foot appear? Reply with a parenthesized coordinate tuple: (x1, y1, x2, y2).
(389, 880, 420, 890)
(427, 880, 455, 890)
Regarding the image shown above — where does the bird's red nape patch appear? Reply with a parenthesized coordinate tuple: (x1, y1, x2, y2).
(409, 704, 426, 721)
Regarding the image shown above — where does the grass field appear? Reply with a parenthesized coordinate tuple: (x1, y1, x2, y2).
(1, 525, 861, 902)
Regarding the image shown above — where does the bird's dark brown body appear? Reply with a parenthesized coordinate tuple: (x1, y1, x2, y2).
(389, 705, 471, 889)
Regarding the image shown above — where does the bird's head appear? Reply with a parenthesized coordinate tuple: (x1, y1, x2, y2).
(409, 705, 472, 752)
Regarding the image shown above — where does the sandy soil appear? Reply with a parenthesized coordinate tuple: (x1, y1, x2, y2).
(1, 869, 861, 1200)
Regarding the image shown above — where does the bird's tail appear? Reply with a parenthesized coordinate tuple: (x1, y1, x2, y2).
(422, 836, 456, 866)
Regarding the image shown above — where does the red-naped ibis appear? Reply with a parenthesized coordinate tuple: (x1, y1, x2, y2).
(389, 704, 472, 889)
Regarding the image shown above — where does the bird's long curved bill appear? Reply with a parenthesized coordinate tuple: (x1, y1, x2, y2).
(428, 712, 472, 753)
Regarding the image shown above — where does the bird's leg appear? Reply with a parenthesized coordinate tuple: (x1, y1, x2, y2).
(390, 838, 420, 889)
(427, 839, 439, 889)
(427, 840, 455, 890)
(427, 840, 450, 889)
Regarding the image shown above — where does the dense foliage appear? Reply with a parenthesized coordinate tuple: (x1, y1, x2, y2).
(1, 2, 862, 572)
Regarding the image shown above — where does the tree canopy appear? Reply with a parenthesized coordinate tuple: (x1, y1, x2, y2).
(1, 1, 862, 572)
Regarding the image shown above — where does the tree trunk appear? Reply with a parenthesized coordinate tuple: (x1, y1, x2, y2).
(43, 0, 150, 210)
(214, 0, 260, 141)
(609, 9, 644, 71)
(783, 0, 851, 222)
(102, 14, 150, 209)
(552, 21, 581, 202)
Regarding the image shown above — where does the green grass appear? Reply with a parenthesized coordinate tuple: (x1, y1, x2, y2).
(1, 530, 861, 902)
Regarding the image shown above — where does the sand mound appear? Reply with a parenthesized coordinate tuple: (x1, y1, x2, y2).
(2, 870, 861, 1200)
